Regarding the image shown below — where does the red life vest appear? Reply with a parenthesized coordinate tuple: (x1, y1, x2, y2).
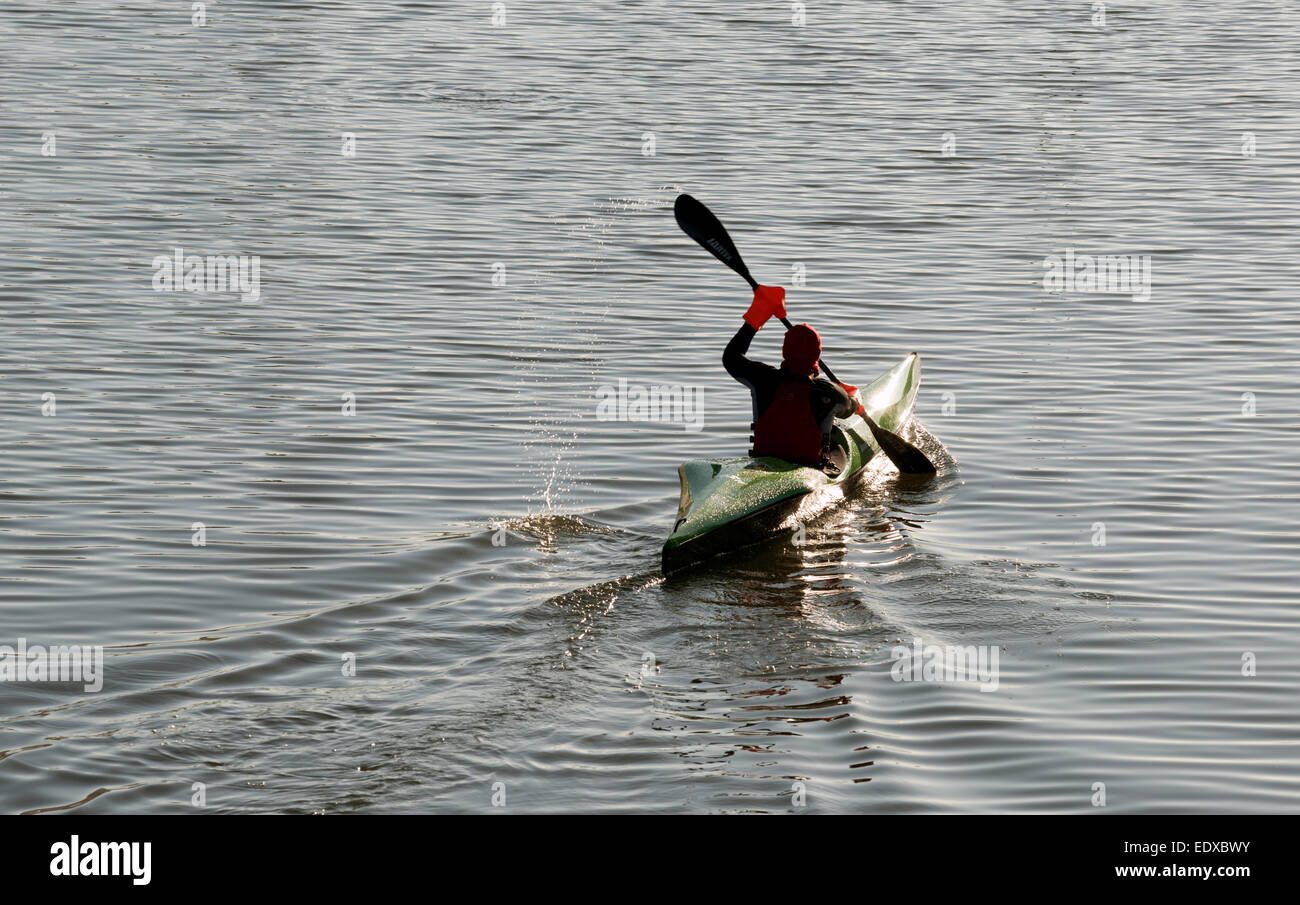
(752, 378, 824, 466)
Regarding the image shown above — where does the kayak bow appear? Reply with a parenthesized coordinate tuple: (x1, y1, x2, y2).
(661, 352, 921, 573)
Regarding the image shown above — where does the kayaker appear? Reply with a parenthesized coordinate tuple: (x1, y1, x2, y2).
(723, 285, 861, 470)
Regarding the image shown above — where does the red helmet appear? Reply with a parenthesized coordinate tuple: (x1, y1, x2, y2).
(781, 323, 821, 376)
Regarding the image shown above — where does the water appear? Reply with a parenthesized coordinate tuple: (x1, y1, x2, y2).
(2, 0, 1298, 814)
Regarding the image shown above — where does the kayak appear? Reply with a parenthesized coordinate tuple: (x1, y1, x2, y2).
(661, 352, 921, 573)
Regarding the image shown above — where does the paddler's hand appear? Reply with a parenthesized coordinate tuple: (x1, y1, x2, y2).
(839, 381, 866, 417)
(742, 285, 787, 330)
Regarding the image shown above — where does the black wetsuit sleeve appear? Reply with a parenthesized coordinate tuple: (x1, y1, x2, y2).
(728, 325, 774, 392)
(723, 323, 771, 385)
(723, 323, 782, 420)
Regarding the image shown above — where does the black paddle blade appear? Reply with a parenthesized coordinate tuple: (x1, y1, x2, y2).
(673, 194, 758, 289)
(864, 414, 938, 475)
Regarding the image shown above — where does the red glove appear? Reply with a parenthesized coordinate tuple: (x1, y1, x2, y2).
(840, 381, 866, 417)
(743, 285, 787, 330)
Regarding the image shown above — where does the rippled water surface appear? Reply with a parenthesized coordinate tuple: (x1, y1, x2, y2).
(2, 1, 1298, 814)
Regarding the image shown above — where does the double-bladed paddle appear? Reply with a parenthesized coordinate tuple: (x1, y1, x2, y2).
(673, 192, 936, 475)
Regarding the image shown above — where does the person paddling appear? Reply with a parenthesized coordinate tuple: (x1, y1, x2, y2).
(723, 285, 863, 470)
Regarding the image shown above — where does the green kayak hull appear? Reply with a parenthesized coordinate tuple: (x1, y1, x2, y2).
(661, 353, 921, 573)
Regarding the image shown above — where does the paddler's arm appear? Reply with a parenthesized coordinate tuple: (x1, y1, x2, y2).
(723, 285, 787, 382)
(722, 323, 762, 381)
